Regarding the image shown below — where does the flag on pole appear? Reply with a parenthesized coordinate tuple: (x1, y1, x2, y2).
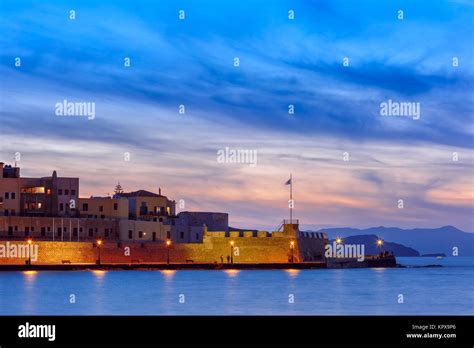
(285, 178, 292, 185)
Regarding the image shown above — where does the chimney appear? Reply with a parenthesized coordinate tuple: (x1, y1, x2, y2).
(159, 187, 161, 196)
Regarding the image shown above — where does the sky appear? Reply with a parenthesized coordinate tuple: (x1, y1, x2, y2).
(0, 0, 473, 231)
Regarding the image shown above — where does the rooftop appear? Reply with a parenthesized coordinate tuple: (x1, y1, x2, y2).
(118, 190, 164, 198)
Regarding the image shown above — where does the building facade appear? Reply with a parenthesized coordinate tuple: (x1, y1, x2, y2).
(79, 197, 129, 219)
(0, 163, 21, 216)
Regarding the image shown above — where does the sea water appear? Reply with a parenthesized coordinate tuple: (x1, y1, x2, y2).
(0, 257, 472, 315)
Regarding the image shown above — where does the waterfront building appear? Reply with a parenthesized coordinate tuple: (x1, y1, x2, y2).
(117, 189, 175, 221)
(0, 162, 79, 218)
(0, 163, 21, 217)
(21, 170, 78, 218)
(79, 196, 129, 220)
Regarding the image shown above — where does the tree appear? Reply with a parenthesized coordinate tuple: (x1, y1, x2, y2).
(114, 182, 124, 195)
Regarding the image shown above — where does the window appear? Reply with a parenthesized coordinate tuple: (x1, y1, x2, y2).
(21, 187, 44, 194)
(46, 188, 52, 195)
(31, 227, 35, 232)
(105, 228, 109, 237)
(14, 226, 18, 231)
(71, 190, 76, 195)
(140, 202, 148, 215)
(5, 192, 9, 199)
(11, 192, 16, 199)
(65, 189, 69, 195)
(88, 228, 93, 237)
(82, 203, 88, 211)
(47, 227, 51, 232)
(99, 206, 103, 212)
(41, 227, 46, 237)
(25, 227, 30, 236)
(4, 210, 9, 216)
(73, 228, 78, 237)
(114, 203, 118, 211)
(128, 230, 133, 239)
(8, 226, 13, 236)
(59, 203, 64, 211)
(138, 231, 143, 238)
(180, 232, 184, 239)
(196, 233, 199, 240)
(166, 231, 170, 239)
(58, 189, 63, 195)
(57, 227, 62, 237)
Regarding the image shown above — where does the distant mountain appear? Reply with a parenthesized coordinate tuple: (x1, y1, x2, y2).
(333, 234, 419, 257)
(316, 226, 474, 256)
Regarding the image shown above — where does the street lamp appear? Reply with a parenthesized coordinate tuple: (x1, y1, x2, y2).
(290, 240, 295, 263)
(27, 239, 32, 265)
(335, 237, 342, 245)
(230, 241, 234, 264)
(96, 239, 102, 265)
(166, 239, 171, 265)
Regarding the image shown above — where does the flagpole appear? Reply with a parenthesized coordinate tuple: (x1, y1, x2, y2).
(290, 173, 292, 223)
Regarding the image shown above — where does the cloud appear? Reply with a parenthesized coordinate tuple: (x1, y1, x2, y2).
(0, 0, 473, 231)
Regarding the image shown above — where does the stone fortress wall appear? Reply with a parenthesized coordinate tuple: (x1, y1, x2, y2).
(0, 224, 328, 264)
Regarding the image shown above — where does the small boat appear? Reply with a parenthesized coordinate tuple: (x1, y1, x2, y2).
(436, 256, 444, 260)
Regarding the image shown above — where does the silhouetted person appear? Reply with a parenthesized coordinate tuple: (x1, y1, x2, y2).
(227, 255, 230, 263)
(220, 255, 224, 263)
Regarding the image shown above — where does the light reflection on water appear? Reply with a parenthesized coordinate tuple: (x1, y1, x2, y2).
(0, 257, 472, 315)
(284, 269, 300, 278)
(160, 270, 176, 278)
(21, 270, 38, 313)
(223, 269, 240, 278)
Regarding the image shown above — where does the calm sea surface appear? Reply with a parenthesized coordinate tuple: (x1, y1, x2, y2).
(0, 257, 473, 315)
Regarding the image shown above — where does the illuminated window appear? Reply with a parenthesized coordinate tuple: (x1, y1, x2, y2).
(21, 187, 45, 194)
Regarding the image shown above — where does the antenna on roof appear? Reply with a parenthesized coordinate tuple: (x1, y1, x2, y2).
(159, 187, 161, 195)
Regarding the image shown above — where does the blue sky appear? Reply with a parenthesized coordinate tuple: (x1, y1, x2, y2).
(0, 0, 473, 231)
